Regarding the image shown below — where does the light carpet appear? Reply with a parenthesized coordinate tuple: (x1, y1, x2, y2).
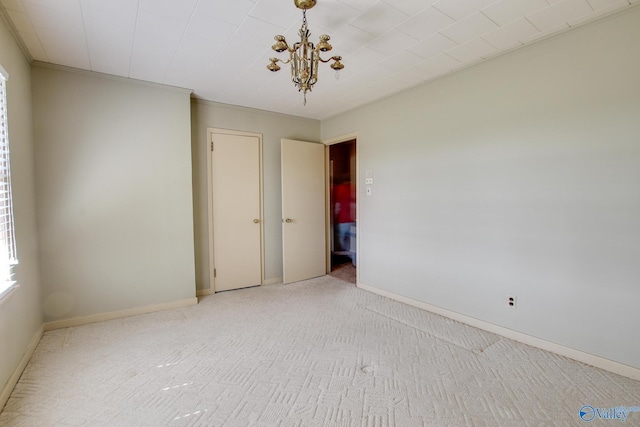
(1, 275, 639, 426)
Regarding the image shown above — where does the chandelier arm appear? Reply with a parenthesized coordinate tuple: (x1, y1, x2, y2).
(285, 42, 300, 53)
(272, 58, 295, 64)
(317, 55, 342, 63)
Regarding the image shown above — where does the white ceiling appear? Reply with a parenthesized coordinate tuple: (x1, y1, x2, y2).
(0, 0, 637, 120)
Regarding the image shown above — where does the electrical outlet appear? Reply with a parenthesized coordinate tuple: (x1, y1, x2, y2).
(507, 295, 517, 309)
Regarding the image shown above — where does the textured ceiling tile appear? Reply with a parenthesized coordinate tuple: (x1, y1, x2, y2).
(397, 6, 455, 40)
(350, 1, 410, 37)
(82, 5, 136, 40)
(129, 51, 171, 83)
(0, 0, 633, 119)
(82, 8, 135, 75)
(5, 8, 35, 33)
(432, 0, 500, 20)
(526, 0, 594, 31)
(382, 0, 438, 15)
(23, 1, 84, 35)
(445, 37, 496, 63)
(133, 10, 188, 56)
(482, 18, 538, 50)
(36, 26, 90, 69)
(415, 52, 461, 75)
(249, 0, 301, 28)
(229, 66, 278, 94)
(585, 0, 629, 11)
(367, 30, 419, 55)
(407, 33, 458, 59)
(195, 0, 256, 26)
(19, 31, 48, 61)
(379, 50, 425, 71)
(219, 37, 269, 68)
(139, 0, 199, 23)
(330, 24, 377, 54)
(337, 0, 378, 12)
(375, 75, 415, 94)
(303, 1, 360, 33)
(360, 63, 396, 82)
(87, 51, 131, 78)
(347, 46, 388, 68)
(80, 0, 138, 14)
(234, 16, 287, 45)
(481, 0, 550, 26)
(520, 22, 569, 44)
(165, 50, 219, 90)
(569, 2, 629, 26)
(186, 14, 238, 43)
(440, 12, 498, 44)
(373, 77, 413, 97)
(170, 34, 221, 71)
(391, 66, 433, 85)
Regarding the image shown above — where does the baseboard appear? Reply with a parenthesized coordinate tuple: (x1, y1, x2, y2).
(43, 298, 198, 331)
(0, 325, 43, 410)
(197, 278, 283, 297)
(357, 282, 640, 381)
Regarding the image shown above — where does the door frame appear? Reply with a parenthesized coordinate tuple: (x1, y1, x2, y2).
(207, 127, 265, 292)
(323, 132, 359, 284)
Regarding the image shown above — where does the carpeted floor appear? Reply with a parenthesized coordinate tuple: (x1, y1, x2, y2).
(2, 275, 639, 426)
(329, 263, 356, 284)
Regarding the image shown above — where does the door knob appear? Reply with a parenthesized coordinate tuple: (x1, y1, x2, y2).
(284, 218, 293, 223)
(253, 219, 260, 224)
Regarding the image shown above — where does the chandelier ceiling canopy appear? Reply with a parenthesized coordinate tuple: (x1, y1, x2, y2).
(267, 0, 344, 105)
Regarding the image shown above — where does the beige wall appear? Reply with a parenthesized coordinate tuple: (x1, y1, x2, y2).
(191, 100, 320, 290)
(322, 8, 640, 369)
(0, 15, 42, 399)
(32, 65, 196, 322)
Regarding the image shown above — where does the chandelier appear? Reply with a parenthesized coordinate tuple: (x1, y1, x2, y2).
(267, 0, 344, 105)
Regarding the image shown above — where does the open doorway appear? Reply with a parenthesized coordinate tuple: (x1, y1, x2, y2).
(328, 139, 356, 284)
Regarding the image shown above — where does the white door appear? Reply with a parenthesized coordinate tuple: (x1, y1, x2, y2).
(211, 131, 262, 292)
(281, 139, 326, 284)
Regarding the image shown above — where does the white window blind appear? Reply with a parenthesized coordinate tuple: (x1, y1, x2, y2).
(0, 66, 17, 297)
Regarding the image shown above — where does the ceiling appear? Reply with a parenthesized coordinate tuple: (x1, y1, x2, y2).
(0, 0, 636, 120)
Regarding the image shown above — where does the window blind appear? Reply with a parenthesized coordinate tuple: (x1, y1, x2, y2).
(0, 67, 17, 295)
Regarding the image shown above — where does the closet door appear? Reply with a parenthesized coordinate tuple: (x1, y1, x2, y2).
(281, 139, 326, 284)
(210, 130, 263, 292)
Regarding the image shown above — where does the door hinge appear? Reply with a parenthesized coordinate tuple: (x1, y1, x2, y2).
(211, 141, 214, 151)
(214, 268, 217, 278)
